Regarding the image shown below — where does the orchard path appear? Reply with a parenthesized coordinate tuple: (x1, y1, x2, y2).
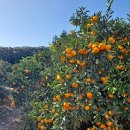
(0, 85, 23, 130)
(0, 107, 23, 130)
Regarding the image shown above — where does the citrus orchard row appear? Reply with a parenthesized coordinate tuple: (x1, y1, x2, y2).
(8, 1, 130, 130)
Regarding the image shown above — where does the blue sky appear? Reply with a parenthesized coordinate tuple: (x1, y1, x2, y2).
(0, 0, 129, 47)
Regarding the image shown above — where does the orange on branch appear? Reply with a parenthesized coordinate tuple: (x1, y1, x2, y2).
(72, 82, 79, 89)
(91, 30, 96, 36)
(99, 43, 106, 50)
(100, 124, 106, 129)
(105, 44, 112, 51)
(66, 74, 71, 80)
(85, 78, 91, 83)
(78, 49, 84, 54)
(92, 16, 99, 22)
(107, 110, 113, 116)
(108, 37, 115, 44)
(71, 50, 77, 56)
(107, 121, 113, 127)
(65, 48, 71, 54)
(66, 53, 72, 59)
(83, 49, 89, 55)
(86, 92, 93, 99)
(92, 47, 100, 54)
(85, 105, 90, 111)
(65, 93, 71, 98)
(70, 59, 75, 64)
(107, 54, 114, 60)
(86, 23, 92, 28)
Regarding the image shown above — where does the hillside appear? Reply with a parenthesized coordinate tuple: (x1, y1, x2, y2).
(0, 46, 47, 64)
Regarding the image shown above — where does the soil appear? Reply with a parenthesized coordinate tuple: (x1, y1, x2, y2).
(0, 107, 23, 130)
(0, 85, 23, 130)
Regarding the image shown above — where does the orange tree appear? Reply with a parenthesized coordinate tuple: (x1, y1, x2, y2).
(27, 1, 130, 130)
(11, 1, 130, 130)
(8, 48, 51, 107)
(0, 60, 12, 85)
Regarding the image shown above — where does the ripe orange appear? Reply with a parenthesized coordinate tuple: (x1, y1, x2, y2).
(44, 119, 49, 124)
(128, 97, 130, 103)
(108, 37, 115, 44)
(56, 95, 61, 101)
(118, 45, 124, 50)
(66, 74, 71, 80)
(107, 127, 111, 130)
(105, 44, 112, 51)
(100, 124, 106, 129)
(83, 49, 88, 55)
(107, 110, 113, 116)
(116, 65, 125, 71)
(121, 48, 127, 54)
(71, 93, 74, 97)
(71, 50, 77, 56)
(107, 121, 113, 126)
(78, 94, 83, 99)
(103, 80, 107, 84)
(66, 53, 72, 59)
(53, 97, 57, 102)
(65, 93, 71, 98)
(92, 44, 98, 49)
(99, 43, 106, 50)
(77, 60, 81, 65)
(96, 122, 101, 126)
(60, 55, 66, 62)
(51, 109, 56, 113)
(44, 104, 49, 109)
(118, 55, 123, 60)
(105, 115, 109, 120)
(92, 47, 100, 54)
(37, 117, 41, 122)
(41, 125, 45, 130)
(85, 105, 90, 111)
(80, 61, 86, 66)
(63, 102, 70, 108)
(73, 67, 78, 72)
(65, 48, 71, 54)
(38, 125, 41, 129)
(92, 16, 98, 22)
(86, 23, 92, 28)
(56, 75, 61, 80)
(91, 31, 96, 36)
(88, 43, 93, 49)
(107, 54, 114, 60)
(108, 94, 114, 98)
(101, 77, 107, 82)
(86, 92, 93, 99)
(72, 83, 79, 89)
(70, 59, 75, 64)
(115, 127, 119, 130)
(85, 78, 91, 83)
(78, 49, 84, 54)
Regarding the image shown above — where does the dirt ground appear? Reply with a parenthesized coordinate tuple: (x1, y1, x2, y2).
(0, 106, 23, 130)
(0, 86, 23, 130)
